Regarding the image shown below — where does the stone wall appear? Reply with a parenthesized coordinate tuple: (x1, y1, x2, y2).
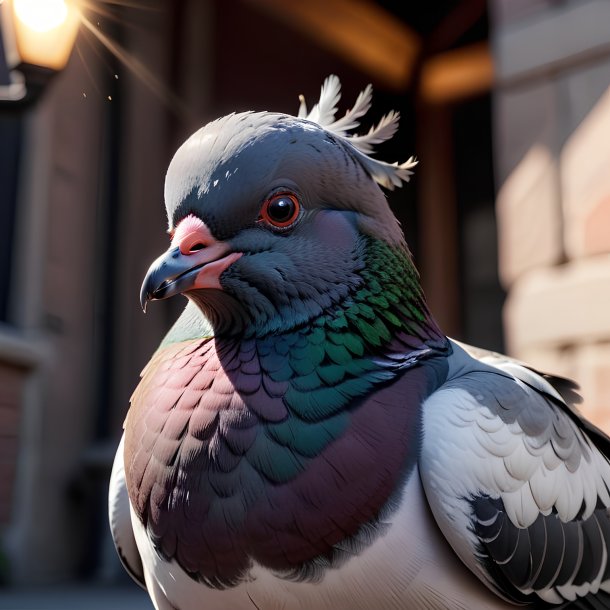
(0, 363, 26, 524)
(1, 0, 214, 584)
(492, 0, 610, 429)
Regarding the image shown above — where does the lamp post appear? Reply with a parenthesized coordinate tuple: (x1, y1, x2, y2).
(0, 0, 81, 103)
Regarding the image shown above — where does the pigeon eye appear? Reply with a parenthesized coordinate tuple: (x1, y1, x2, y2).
(259, 193, 300, 228)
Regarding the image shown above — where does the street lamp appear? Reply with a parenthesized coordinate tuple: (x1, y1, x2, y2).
(0, 0, 81, 103)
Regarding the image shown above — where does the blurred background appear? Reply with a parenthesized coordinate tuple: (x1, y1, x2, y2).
(0, 0, 609, 605)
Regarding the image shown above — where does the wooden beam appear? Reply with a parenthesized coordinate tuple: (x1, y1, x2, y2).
(246, 0, 420, 90)
(420, 42, 493, 104)
(426, 0, 487, 53)
(417, 104, 461, 337)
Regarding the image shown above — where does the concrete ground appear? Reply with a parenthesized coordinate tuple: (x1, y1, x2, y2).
(0, 584, 153, 610)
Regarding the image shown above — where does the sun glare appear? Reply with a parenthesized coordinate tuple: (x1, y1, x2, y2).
(13, 0, 70, 33)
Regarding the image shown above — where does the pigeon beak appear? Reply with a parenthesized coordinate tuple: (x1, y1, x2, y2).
(139, 242, 242, 312)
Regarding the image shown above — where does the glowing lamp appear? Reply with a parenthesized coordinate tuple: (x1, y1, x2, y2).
(0, 0, 80, 102)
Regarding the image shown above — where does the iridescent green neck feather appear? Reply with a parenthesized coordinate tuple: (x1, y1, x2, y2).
(127, 236, 449, 586)
(162, 236, 445, 355)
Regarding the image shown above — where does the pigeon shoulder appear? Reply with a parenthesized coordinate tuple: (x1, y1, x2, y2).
(420, 340, 610, 606)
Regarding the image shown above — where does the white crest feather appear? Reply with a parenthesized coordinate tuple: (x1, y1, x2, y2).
(299, 75, 341, 127)
(297, 75, 417, 190)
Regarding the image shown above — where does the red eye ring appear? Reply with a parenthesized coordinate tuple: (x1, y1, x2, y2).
(259, 193, 300, 228)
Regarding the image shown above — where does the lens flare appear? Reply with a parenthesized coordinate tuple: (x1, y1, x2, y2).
(13, 0, 70, 33)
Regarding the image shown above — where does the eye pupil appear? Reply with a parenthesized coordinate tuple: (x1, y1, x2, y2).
(268, 197, 294, 222)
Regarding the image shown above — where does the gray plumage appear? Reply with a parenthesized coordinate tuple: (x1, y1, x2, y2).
(109, 76, 610, 609)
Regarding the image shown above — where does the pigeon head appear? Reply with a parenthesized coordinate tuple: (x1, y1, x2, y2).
(141, 76, 419, 337)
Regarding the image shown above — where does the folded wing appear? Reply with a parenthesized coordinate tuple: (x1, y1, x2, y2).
(420, 343, 610, 606)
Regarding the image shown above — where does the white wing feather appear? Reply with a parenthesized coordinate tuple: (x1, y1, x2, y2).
(109, 434, 145, 588)
(420, 342, 610, 605)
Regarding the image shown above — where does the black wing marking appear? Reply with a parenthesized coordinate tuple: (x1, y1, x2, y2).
(471, 493, 610, 606)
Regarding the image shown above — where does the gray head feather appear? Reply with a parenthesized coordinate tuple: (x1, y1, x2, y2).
(164, 111, 405, 245)
(154, 78, 423, 336)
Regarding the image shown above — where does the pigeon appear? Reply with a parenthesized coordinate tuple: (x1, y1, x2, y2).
(109, 75, 610, 609)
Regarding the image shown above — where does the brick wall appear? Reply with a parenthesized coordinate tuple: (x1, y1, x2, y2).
(492, 0, 610, 430)
(0, 363, 26, 524)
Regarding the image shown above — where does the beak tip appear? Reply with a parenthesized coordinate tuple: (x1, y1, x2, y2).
(139, 285, 151, 313)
